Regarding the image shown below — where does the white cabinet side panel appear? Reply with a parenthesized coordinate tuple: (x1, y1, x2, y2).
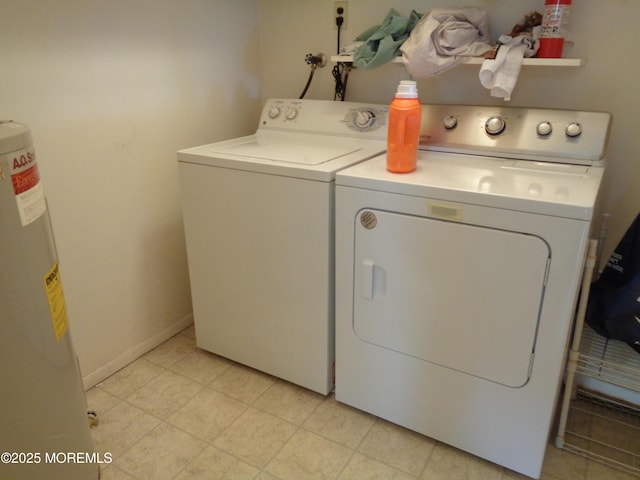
(179, 162, 333, 394)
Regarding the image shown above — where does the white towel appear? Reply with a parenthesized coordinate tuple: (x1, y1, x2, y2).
(479, 34, 538, 101)
(401, 7, 492, 78)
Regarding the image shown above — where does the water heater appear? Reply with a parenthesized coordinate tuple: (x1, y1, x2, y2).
(0, 121, 99, 479)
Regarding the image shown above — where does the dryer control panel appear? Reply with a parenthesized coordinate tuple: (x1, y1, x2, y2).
(419, 104, 611, 166)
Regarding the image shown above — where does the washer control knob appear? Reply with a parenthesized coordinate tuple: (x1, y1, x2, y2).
(355, 110, 376, 129)
(485, 115, 506, 135)
(443, 115, 458, 129)
(285, 108, 298, 120)
(565, 122, 582, 137)
(536, 121, 553, 136)
(268, 106, 281, 119)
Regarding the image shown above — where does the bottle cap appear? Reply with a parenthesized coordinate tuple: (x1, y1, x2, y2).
(395, 80, 418, 99)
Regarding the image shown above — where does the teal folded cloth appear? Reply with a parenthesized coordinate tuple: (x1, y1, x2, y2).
(353, 9, 422, 69)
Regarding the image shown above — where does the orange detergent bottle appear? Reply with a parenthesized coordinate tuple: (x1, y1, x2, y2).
(386, 80, 421, 173)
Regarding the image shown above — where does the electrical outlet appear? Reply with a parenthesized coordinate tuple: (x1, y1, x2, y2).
(334, 1, 348, 30)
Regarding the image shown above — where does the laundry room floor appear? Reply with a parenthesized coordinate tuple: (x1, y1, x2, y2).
(88, 326, 635, 480)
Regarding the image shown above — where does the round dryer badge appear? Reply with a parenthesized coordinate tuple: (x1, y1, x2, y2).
(6, 146, 47, 226)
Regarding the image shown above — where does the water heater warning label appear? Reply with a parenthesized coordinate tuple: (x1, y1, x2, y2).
(44, 262, 69, 341)
(10, 147, 46, 226)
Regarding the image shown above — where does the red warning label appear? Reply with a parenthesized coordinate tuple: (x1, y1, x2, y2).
(8, 146, 46, 226)
(12, 164, 41, 195)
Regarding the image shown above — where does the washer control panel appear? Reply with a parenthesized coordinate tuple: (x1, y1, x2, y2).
(265, 104, 300, 122)
(421, 104, 611, 165)
(343, 107, 387, 132)
(260, 99, 388, 138)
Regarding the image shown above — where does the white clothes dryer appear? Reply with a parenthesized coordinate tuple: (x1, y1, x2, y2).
(178, 99, 387, 394)
(334, 104, 611, 478)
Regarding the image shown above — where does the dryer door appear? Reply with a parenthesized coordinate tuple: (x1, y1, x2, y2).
(353, 209, 550, 387)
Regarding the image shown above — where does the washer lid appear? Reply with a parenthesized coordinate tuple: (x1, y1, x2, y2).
(212, 134, 360, 165)
(178, 131, 386, 181)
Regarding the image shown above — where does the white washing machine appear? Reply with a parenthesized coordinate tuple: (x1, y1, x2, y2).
(178, 99, 387, 394)
(335, 104, 611, 478)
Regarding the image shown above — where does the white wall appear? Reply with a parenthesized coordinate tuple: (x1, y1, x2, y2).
(0, 0, 261, 387)
(2, 0, 637, 389)
(259, 0, 640, 263)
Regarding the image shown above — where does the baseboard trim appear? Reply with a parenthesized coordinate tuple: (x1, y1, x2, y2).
(82, 314, 194, 390)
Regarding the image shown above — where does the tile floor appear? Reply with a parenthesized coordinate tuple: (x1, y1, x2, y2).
(88, 326, 636, 480)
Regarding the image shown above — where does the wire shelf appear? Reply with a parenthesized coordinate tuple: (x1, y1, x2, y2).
(556, 237, 640, 477)
(562, 390, 640, 477)
(577, 326, 640, 393)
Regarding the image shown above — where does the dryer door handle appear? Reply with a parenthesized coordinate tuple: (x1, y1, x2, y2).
(361, 259, 375, 299)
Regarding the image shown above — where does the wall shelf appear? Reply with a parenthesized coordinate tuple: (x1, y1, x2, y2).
(330, 55, 584, 67)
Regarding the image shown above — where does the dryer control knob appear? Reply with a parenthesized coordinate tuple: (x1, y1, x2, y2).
(268, 106, 281, 119)
(485, 116, 506, 135)
(536, 121, 553, 136)
(565, 122, 582, 137)
(286, 108, 298, 120)
(443, 115, 458, 129)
